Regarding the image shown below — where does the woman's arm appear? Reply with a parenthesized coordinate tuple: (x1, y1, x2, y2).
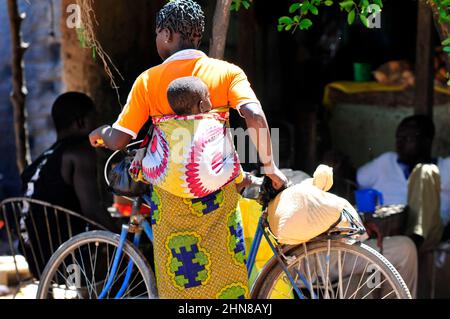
(239, 102, 288, 190)
(89, 125, 133, 151)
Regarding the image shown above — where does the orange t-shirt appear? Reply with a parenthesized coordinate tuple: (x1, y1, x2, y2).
(113, 49, 260, 139)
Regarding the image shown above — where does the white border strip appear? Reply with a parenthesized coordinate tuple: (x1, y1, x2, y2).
(112, 123, 138, 140)
(163, 49, 207, 64)
(235, 100, 261, 118)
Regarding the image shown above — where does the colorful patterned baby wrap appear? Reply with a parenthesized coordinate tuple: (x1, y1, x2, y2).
(131, 112, 243, 199)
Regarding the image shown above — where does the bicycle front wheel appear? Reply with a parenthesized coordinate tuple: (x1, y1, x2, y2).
(252, 240, 411, 299)
(37, 231, 157, 299)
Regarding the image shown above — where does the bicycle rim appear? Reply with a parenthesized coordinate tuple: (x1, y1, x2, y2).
(37, 231, 157, 299)
(252, 240, 411, 299)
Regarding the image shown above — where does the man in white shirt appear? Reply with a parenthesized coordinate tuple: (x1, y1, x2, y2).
(357, 115, 450, 253)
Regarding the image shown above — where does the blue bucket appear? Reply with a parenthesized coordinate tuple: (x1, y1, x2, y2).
(354, 189, 384, 213)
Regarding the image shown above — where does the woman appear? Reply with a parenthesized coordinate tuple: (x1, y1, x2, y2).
(89, 0, 287, 299)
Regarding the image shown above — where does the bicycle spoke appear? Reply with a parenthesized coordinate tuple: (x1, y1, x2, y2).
(100, 243, 116, 296)
(316, 251, 334, 298)
(108, 245, 127, 299)
(124, 268, 146, 298)
(361, 278, 387, 299)
(337, 250, 343, 299)
(312, 261, 322, 299)
(343, 255, 359, 299)
(107, 252, 130, 293)
(259, 241, 408, 300)
(76, 246, 94, 298)
(314, 253, 328, 298)
(123, 271, 141, 298)
(324, 240, 331, 299)
(381, 289, 396, 299)
(86, 242, 99, 298)
(348, 263, 377, 299)
(92, 243, 99, 296)
(121, 278, 147, 298)
(303, 244, 316, 299)
(37, 233, 153, 300)
(130, 290, 150, 299)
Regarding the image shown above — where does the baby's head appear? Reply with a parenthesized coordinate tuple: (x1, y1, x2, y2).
(167, 76, 212, 115)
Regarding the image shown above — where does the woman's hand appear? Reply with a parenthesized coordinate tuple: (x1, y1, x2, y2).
(263, 163, 288, 190)
(89, 125, 134, 151)
(89, 125, 110, 148)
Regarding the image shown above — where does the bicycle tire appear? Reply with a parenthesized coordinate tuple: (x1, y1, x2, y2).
(36, 231, 157, 299)
(251, 240, 411, 299)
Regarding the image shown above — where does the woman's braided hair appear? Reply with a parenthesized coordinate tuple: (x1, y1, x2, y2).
(156, 0, 205, 43)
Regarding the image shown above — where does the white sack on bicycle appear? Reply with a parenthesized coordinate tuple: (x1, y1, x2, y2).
(268, 180, 348, 245)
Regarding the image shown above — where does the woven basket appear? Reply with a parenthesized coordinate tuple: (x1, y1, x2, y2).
(364, 205, 408, 237)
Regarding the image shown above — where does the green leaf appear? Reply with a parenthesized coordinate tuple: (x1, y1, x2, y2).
(439, 16, 450, 24)
(277, 24, 284, 32)
(360, 14, 369, 27)
(339, 1, 354, 12)
(348, 9, 356, 25)
(325, 0, 334, 6)
(442, 38, 450, 46)
(285, 24, 293, 31)
(76, 28, 87, 48)
(289, 3, 301, 13)
(299, 18, 313, 30)
(233, 0, 241, 11)
(242, 1, 251, 9)
(301, 1, 311, 14)
(294, 15, 301, 23)
(310, 5, 319, 15)
(444, 46, 450, 53)
(279, 16, 294, 25)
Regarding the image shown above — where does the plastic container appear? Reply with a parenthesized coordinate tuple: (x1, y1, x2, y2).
(354, 189, 384, 213)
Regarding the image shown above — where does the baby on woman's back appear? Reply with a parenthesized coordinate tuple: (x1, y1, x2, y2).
(131, 75, 246, 198)
(167, 76, 212, 116)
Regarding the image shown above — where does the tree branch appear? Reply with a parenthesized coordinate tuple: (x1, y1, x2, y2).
(209, 0, 233, 59)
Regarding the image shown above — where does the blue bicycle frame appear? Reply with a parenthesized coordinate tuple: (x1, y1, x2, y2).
(98, 197, 313, 299)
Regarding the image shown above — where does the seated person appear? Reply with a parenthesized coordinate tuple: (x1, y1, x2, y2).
(357, 115, 450, 253)
(318, 151, 418, 297)
(20, 92, 119, 277)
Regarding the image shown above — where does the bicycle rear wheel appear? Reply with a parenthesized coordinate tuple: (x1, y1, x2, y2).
(252, 240, 411, 299)
(36, 231, 157, 299)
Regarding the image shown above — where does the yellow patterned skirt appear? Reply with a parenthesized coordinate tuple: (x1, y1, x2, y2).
(145, 182, 249, 299)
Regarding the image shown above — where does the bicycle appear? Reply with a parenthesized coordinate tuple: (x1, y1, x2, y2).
(36, 142, 411, 299)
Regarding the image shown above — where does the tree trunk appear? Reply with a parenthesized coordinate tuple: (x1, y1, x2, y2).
(209, 0, 232, 59)
(60, 0, 162, 124)
(7, 0, 31, 174)
(414, 0, 435, 116)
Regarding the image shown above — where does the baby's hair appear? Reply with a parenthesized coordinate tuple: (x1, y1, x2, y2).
(167, 76, 209, 115)
(156, 0, 205, 43)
